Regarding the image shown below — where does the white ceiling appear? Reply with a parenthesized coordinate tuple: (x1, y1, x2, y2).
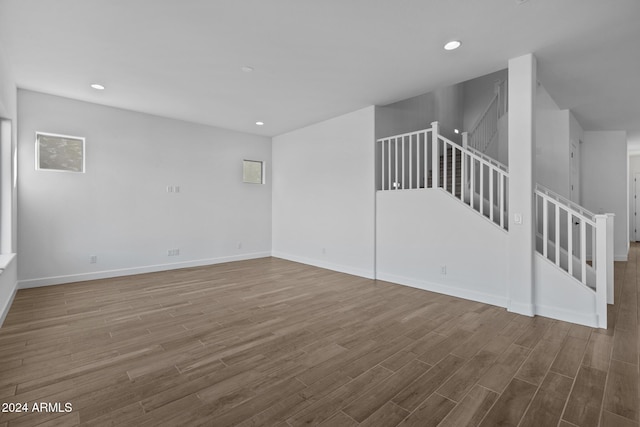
(1, 0, 639, 139)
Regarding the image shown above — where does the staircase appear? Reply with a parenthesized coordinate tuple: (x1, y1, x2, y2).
(378, 121, 508, 230)
(427, 149, 462, 197)
(468, 79, 508, 154)
(535, 184, 613, 327)
(377, 120, 613, 328)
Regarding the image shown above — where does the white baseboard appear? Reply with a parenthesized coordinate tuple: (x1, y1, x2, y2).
(376, 272, 508, 308)
(18, 252, 272, 289)
(272, 251, 375, 280)
(534, 304, 599, 328)
(508, 301, 535, 317)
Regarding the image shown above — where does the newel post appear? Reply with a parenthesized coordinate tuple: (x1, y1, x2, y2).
(461, 132, 469, 194)
(431, 121, 439, 188)
(606, 213, 615, 304)
(595, 214, 608, 329)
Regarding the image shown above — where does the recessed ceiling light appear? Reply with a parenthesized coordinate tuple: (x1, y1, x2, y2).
(454, 129, 460, 134)
(255, 121, 264, 126)
(241, 66, 254, 73)
(444, 40, 461, 51)
(90, 83, 105, 90)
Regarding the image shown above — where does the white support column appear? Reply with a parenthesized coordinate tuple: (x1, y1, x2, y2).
(606, 213, 615, 304)
(595, 215, 608, 329)
(431, 121, 439, 188)
(507, 54, 536, 317)
(461, 132, 468, 202)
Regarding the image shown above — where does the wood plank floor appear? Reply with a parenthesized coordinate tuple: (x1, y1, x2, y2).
(0, 246, 638, 426)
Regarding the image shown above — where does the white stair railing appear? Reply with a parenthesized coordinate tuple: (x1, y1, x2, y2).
(378, 128, 432, 191)
(465, 142, 507, 173)
(468, 80, 507, 154)
(377, 121, 508, 230)
(535, 184, 613, 328)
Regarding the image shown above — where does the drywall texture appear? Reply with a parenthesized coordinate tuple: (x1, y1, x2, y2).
(18, 90, 272, 287)
(272, 106, 375, 278)
(581, 130, 628, 260)
(376, 189, 508, 306)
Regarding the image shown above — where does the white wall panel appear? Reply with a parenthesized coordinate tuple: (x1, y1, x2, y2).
(376, 189, 508, 306)
(272, 106, 375, 278)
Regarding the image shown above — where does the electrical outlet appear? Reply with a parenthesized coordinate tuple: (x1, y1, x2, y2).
(166, 185, 173, 193)
(441, 265, 447, 275)
(89, 255, 97, 264)
(237, 242, 242, 249)
(514, 213, 523, 225)
(167, 248, 180, 256)
(322, 247, 326, 255)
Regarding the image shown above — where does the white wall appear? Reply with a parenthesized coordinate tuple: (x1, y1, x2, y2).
(462, 68, 508, 132)
(534, 254, 599, 327)
(462, 69, 509, 166)
(272, 106, 375, 278)
(376, 92, 436, 139)
(376, 190, 508, 306)
(496, 114, 508, 165)
(483, 114, 508, 166)
(434, 84, 464, 140)
(0, 43, 18, 325)
(18, 90, 272, 287)
(569, 113, 584, 202)
(376, 84, 464, 141)
(581, 131, 628, 260)
(534, 84, 571, 197)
